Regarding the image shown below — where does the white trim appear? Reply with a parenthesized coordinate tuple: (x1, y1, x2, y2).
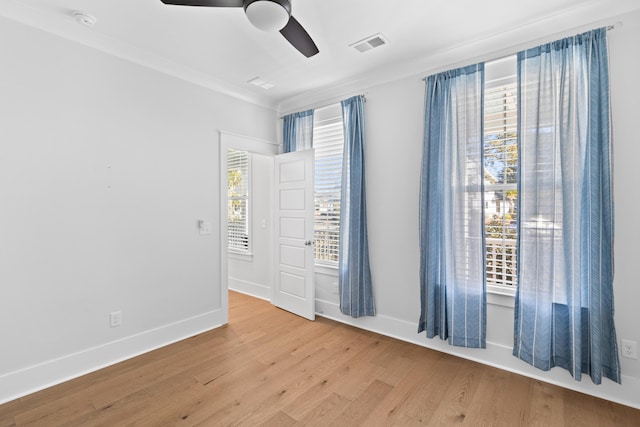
(220, 130, 281, 147)
(229, 278, 270, 301)
(314, 298, 640, 410)
(278, 9, 637, 113)
(228, 251, 253, 261)
(0, 309, 224, 405)
(487, 291, 516, 308)
(0, 3, 277, 110)
(315, 264, 338, 277)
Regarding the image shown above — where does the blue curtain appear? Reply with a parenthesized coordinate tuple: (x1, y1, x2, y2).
(513, 28, 620, 384)
(282, 109, 314, 153)
(339, 95, 375, 317)
(419, 64, 486, 348)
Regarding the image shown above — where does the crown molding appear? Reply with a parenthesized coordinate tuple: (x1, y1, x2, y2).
(277, 0, 640, 114)
(0, 0, 278, 111)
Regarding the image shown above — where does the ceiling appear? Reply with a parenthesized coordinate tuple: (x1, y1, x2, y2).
(1, 0, 639, 111)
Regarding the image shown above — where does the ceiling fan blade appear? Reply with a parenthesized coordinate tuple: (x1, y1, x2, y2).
(160, 0, 243, 7)
(280, 16, 319, 58)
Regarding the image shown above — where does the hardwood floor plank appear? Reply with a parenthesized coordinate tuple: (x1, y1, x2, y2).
(360, 349, 443, 425)
(1, 291, 639, 426)
(280, 335, 382, 420)
(493, 371, 533, 425)
(460, 363, 512, 425)
(0, 399, 21, 427)
(329, 379, 393, 426)
(527, 379, 566, 426)
(293, 393, 351, 426)
(13, 399, 94, 427)
(563, 391, 607, 427)
(258, 410, 297, 427)
(196, 348, 337, 426)
(387, 356, 464, 424)
(425, 359, 483, 425)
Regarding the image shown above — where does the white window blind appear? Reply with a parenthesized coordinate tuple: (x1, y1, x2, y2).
(313, 106, 344, 266)
(227, 149, 250, 252)
(484, 57, 518, 290)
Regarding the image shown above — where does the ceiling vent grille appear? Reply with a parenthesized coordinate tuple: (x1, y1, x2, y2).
(350, 33, 388, 53)
(247, 77, 277, 90)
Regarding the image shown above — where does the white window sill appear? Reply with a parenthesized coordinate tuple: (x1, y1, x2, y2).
(229, 251, 253, 262)
(487, 285, 516, 308)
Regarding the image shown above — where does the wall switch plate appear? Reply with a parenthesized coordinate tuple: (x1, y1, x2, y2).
(199, 220, 212, 235)
(110, 311, 122, 328)
(621, 339, 637, 359)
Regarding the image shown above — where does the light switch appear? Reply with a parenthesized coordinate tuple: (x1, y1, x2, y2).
(199, 220, 212, 235)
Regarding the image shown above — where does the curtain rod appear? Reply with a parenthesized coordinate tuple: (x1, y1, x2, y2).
(280, 94, 366, 119)
(420, 24, 618, 82)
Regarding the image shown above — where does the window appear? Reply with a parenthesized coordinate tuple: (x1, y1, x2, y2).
(483, 56, 518, 291)
(312, 104, 344, 266)
(227, 149, 250, 253)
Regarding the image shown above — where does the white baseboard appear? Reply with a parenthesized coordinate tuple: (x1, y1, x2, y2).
(229, 277, 270, 301)
(0, 309, 225, 405)
(315, 298, 640, 410)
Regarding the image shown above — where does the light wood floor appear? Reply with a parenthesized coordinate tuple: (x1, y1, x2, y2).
(2, 291, 639, 426)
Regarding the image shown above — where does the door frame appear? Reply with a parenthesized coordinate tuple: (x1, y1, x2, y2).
(219, 131, 280, 324)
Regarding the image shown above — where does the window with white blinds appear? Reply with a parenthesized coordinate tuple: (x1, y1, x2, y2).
(313, 105, 344, 266)
(227, 149, 250, 253)
(483, 56, 518, 290)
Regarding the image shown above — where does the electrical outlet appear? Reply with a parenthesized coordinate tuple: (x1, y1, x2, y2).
(621, 339, 637, 359)
(332, 282, 339, 294)
(110, 311, 122, 328)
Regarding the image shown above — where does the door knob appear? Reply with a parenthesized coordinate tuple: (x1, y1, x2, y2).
(304, 240, 313, 246)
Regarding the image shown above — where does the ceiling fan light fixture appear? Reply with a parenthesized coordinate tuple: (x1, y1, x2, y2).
(244, 0, 291, 32)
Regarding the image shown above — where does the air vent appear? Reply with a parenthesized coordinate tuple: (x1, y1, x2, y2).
(350, 33, 388, 53)
(247, 77, 277, 90)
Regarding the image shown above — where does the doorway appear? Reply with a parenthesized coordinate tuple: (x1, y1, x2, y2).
(219, 131, 279, 324)
(219, 132, 316, 323)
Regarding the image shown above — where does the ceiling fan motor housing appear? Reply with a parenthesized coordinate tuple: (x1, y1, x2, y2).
(244, 0, 291, 32)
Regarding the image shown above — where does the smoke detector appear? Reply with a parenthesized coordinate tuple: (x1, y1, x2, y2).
(72, 12, 96, 27)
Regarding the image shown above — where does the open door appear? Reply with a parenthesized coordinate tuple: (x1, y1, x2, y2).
(274, 149, 315, 320)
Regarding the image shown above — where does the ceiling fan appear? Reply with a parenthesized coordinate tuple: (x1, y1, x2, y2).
(159, 0, 319, 57)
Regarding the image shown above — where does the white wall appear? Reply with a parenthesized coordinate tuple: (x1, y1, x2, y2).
(298, 9, 640, 409)
(0, 16, 276, 403)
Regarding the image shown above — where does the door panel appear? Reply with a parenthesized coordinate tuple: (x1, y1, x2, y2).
(280, 272, 306, 298)
(274, 149, 315, 320)
(280, 189, 306, 210)
(280, 245, 306, 268)
(280, 218, 305, 238)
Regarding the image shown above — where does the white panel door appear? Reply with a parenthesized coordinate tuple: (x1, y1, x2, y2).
(274, 149, 315, 320)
